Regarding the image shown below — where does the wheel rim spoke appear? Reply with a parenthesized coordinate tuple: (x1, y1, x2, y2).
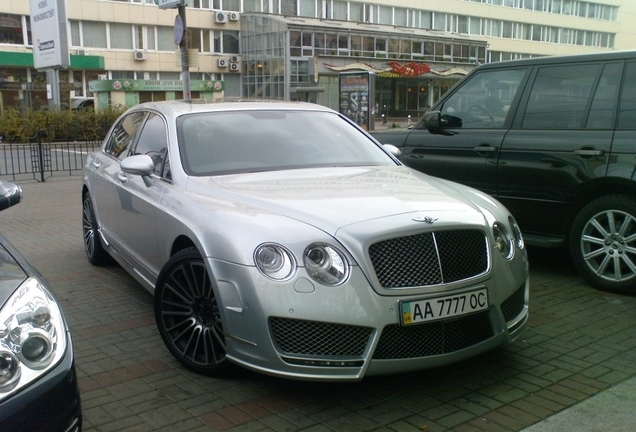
(581, 209, 636, 283)
(82, 200, 94, 255)
(159, 257, 226, 368)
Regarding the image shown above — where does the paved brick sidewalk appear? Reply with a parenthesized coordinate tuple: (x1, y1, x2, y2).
(1, 177, 635, 431)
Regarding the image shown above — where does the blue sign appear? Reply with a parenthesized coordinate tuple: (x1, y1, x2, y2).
(174, 14, 184, 45)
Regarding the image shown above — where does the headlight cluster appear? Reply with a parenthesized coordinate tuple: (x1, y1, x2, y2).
(0, 277, 66, 401)
(254, 242, 350, 286)
(492, 217, 525, 260)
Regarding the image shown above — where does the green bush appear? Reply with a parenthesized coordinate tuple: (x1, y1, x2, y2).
(0, 106, 126, 143)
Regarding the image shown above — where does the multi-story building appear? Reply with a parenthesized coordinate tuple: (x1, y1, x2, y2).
(1, 0, 634, 118)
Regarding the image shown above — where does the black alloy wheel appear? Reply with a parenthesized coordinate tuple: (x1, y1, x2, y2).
(82, 192, 110, 265)
(154, 247, 232, 375)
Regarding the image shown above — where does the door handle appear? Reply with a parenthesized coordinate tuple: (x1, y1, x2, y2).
(574, 149, 605, 156)
(473, 145, 498, 153)
(117, 172, 128, 183)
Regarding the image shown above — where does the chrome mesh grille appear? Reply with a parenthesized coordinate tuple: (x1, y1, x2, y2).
(501, 284, 525, 323)
(372, 311, 494, 359)
(369, 230, 488, 288)
(270, 317, 372, 357)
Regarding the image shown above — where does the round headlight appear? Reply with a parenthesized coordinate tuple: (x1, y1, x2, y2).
(254, 244, 296, 280)
(0, 350, 21, 390)
(509, 216, 525, 250)
(303, 244, 349, 286)
(18, 328, 54, 369)
(493, 221, 514, 259)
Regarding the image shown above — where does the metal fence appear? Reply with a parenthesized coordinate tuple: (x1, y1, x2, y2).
(0, 138, 102, 182)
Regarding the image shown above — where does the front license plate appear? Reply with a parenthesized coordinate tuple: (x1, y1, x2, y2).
(400, 288, 489, 326)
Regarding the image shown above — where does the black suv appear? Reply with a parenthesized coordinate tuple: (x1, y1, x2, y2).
(372, 50, 636, 294)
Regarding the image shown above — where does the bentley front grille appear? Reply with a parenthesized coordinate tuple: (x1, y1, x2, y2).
(270, 317, 372, 357)
(372, 311, 494, 359)
(369, 230, 488, 288)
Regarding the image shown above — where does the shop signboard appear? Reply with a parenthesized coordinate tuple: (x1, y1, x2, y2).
(88, 79, 224, 93)
(28, 0, 69, 70)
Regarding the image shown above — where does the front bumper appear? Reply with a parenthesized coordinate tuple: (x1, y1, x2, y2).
(0, 334, 82, 431)
(210, 258, 529, 381)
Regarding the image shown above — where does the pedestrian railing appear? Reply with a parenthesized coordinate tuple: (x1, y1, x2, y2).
(0, 138, 102, 182)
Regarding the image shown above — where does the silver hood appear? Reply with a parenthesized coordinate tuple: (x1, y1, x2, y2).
(186, 166, 486, 234)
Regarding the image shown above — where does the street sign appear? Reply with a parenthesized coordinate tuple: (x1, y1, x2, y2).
(155, 0, 182, 9)
(174, 14, 184, 45)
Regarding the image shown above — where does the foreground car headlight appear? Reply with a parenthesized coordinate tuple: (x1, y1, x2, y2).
(254, 243, 296, 280)
(0, 277, 66, 401)
(492, 221, 514, 260)
(304, 244, 350, 286)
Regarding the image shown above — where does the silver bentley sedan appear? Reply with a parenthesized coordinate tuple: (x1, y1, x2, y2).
(82, 99, 529, 381)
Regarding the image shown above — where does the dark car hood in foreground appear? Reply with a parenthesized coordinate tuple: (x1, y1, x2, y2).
(187, 166, 485, 234)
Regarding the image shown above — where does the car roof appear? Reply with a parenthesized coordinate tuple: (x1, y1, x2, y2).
(128, 98, 336, 118)
(474, 49, 636, 71)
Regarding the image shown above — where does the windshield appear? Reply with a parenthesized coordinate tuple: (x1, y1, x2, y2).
(177, 110, 395, 176)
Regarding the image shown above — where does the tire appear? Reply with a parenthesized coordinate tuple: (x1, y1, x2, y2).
(82, 192, 111, 265)
(569, 195, 636, 294)
(154, 247, 233, 376)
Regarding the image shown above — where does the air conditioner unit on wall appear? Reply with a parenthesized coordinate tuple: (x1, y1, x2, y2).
(76, 49, 90, 56)
(134, 49, 147, 61)
(229, 62, 239, 72)
(230, 55, 240, 63)
(218, 58, 228, 67)
(229, 12, 239, 21)
(215, 11, 228, 24)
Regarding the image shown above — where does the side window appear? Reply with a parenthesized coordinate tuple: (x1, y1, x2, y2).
(133, 113, 169, 177)
(104, 111, 146, 161)
(618, 61, 636, 130)
(439, 68, 526, 129)
(586, 62, 622, 129)
(522, 63, 601, 130)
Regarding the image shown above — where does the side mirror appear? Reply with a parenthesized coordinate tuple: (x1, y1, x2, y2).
(383, 144, 402, 159)
(121, 155, 155, 187)
(121, 155, 155, 177)
(424, 111, 442, 133)
(0, 181, 22, 212)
